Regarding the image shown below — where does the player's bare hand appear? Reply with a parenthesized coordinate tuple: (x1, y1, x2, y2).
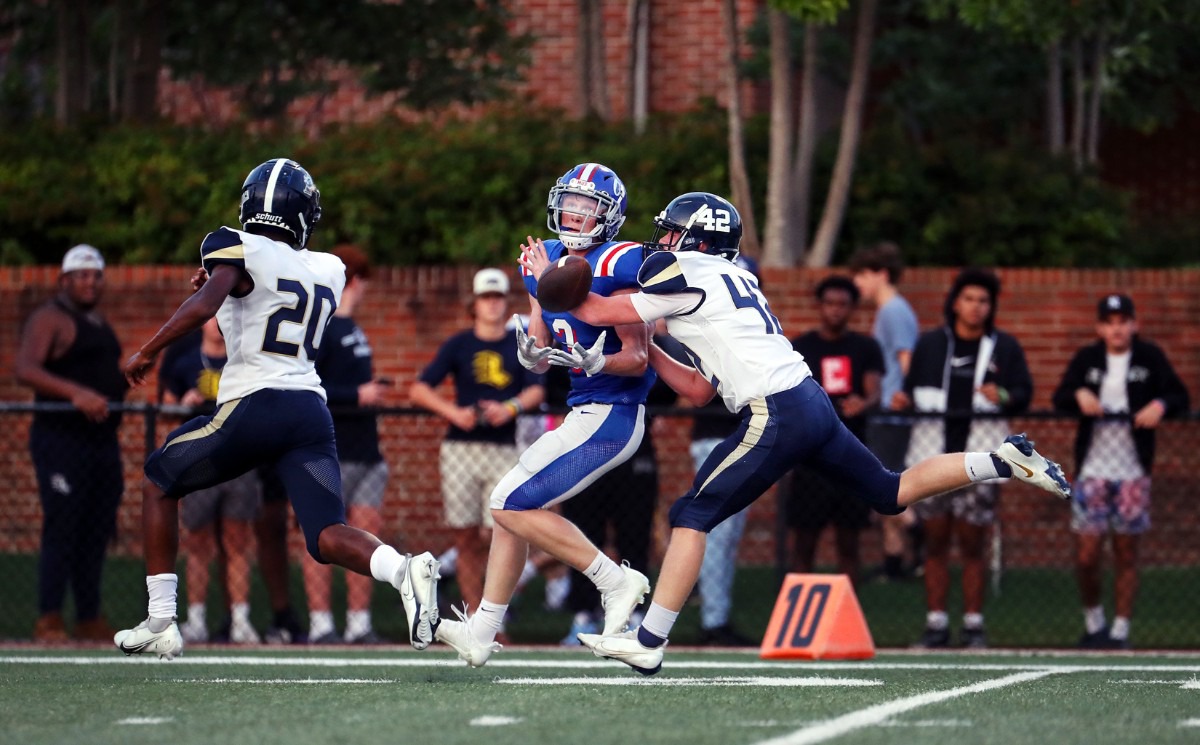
(448, 406, 477, 431)
(519, 236, 551, 279)
(839, 393, 868, 418)
(889, 390, 911, 410)
(71, 388, 110, 423)
(123, 350, 159, 388)
(190, 267, 209, 292)
(1133, 399, 1166, 429)
(477, 399, 512, 427)
(181, 389, 206, 408)
(1075, 388, 1104, 417)
(357, 381, 388, 407)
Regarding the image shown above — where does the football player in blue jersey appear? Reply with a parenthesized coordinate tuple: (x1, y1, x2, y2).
(113, 158, 441, 659)
(434, 163, 658, 667)
(521, 191, 1074, 675)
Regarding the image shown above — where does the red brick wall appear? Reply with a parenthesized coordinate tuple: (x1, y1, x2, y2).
(3, 265, 1198, 568)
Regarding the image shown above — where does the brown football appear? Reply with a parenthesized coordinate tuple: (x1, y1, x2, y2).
(536, 255, 593, 313)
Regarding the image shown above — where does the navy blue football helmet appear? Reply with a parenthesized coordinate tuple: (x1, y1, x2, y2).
(546, 163, 628, 250)
(239, 158, 322, 248)
(645, 192, 742, 261)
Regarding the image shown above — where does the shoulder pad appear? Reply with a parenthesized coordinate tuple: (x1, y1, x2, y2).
(200, 227, 247, 273)
(637, 251, 689, 295)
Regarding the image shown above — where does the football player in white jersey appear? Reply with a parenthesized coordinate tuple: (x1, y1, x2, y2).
(114, 158, 440, 659)
(521, 191, 1073, 675)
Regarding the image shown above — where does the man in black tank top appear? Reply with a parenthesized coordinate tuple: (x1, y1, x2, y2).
(15, 245, 127, 643)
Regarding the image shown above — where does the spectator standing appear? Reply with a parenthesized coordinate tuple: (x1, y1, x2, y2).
(410, 268, 546, 614)
(1052, 294, 1189, 649)
(159, 318, 262, 644)
(897, 268, 1032, 649)
(788, 276, 884, 584)
(304, 245, 393, 644)
(850, 242, 922, 581)
(16, 244, 127, 642)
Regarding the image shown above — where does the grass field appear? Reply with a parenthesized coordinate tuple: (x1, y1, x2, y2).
(3, 646, 1200, 745)
(6, 552, 1200, 648)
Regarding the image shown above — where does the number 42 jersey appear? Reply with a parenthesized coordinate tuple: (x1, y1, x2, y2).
(200, 226, 346, 405)
(631, 249, 811, 414)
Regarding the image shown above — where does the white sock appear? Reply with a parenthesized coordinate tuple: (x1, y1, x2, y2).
(146, 573, 179, 620)
(585, 553, 625, 594)
(926, 611, 949, 630)
(186, 603, 206, 626)
(231, 602, 251, 625)
(1110, 616, 1130, 640)
(964, 452, 1002, 482)
(1084, 605, 1107, 634)
(473, 600, 508, 643)
(962, 612, 984, 630)
(370, 545, 407, 590)
(641, 602, 680, 640)
(345, 610, 373, 639)
(309, 610, 335, 638)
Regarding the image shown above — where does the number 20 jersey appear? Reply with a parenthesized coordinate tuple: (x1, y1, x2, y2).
(633, 250, 811, 414)
(200, 226, 346, 405)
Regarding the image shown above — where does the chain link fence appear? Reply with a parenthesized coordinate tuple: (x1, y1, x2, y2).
(3, 402, 1197, 648)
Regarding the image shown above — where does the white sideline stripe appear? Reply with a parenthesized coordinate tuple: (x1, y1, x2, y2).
(187, 678, 396, 684)
(116, 717, 173, 725)
(7, 656, 1200, 673)
(1112, 678, 1200, 687)
(1180, 719, 1200, 727)
(749, 671, 1058, 745)
(471, 716, 522, 726)
(877, 719, 973, 728)
(498, 676, 882, 687)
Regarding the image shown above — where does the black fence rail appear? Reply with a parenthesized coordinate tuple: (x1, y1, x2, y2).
(3, 402, 1197, 649)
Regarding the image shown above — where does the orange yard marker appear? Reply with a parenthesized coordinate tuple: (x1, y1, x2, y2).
(759, 574, 875, 660)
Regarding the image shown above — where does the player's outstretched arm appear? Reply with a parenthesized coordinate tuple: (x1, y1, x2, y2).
(124, 264, 242, 387)
(648, 341, 717, 406)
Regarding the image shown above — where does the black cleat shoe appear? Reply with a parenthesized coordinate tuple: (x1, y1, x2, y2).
(960, 627, 988, 649)
(913, 625, 951, 649)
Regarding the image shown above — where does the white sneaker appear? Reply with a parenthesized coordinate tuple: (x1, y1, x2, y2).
(114, 618, 184, 660)
(435, 606, 502, 668)
(994, 433, 1072, 499)
(599, 563, 650, 636)
(578, 629, 665, 676)
(230, 619, 261, 645)
(398, 551, 441, 650)
(179, 616, 208, 643)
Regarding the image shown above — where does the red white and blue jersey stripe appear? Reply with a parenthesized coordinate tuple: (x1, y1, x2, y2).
(522, 238, 656, 407)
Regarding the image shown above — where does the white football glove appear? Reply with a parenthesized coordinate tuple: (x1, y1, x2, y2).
(514, 314, 554, 373)
(548, 331, 607, 377)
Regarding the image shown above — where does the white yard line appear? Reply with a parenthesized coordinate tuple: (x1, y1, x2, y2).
(749, 671, 1060, 745)
(5, 655, 1200, 672)
(496, 676, 883, 687)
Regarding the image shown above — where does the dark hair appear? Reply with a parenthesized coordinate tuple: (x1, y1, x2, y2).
(331, 244, 371, 282)
(814, 274, 860, 304)
(944, 267, 1000, 331)
(848, 241, 904, 284)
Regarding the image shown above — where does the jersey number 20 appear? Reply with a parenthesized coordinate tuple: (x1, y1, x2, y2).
(263, 278, 337, 358)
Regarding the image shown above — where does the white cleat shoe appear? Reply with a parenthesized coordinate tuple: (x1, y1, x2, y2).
(578, 628, 665, 676)
(230, 619, 261, 645)
(399, 551, 441, 650)
(114, 618, 184, 660)
(434, 606, 502, 668)
(178, 616, 208, 643)
(599, 563, 651, 636)
(994, 433, 1072, 500)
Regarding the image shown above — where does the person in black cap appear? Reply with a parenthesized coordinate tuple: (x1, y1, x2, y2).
(1052, 293, 1189, 649)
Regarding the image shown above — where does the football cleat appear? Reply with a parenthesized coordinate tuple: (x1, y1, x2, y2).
(994, 433, 1072, 500)
(435, 606, 502, 668)
(178, 616, 208, 644)
(578, 629, 665, 676)
(114, 618, 184, 660)
(229, 619, 261, 645)
(599, 563, 651, 636)
(398, 551, 441, 650)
